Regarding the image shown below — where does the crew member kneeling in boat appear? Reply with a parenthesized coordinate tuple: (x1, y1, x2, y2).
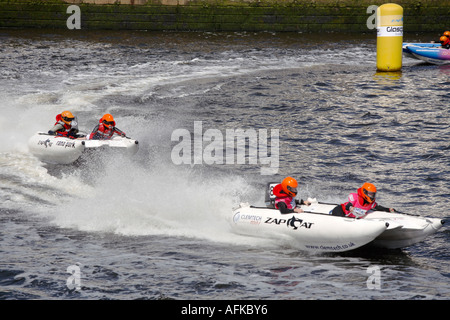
(89, 114, 126, 140)
(274, 177, 311, 214)
(440, 35, 450, 49)
(48, 110, 79, 139)
(331, 183, 395, 218)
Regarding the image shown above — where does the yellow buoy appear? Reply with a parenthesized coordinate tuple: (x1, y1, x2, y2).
(376, 3, 403, 72)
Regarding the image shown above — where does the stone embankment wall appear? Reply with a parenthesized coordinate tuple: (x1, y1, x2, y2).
(0, 0, 448, 32)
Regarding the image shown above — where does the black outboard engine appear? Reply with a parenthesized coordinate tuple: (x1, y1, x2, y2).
(265, 182, 279, 209)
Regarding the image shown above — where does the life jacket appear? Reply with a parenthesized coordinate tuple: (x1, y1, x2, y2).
(89, 123, 116, 140)
(341, 189, 377, 218)
(88, 116, 125, 140)
(273, 184, 296, 209)
(54, 114, 72, 137)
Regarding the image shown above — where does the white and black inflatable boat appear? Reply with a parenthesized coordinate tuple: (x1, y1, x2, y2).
(230, 183, 445, 253)
(28, 132, 139, 165)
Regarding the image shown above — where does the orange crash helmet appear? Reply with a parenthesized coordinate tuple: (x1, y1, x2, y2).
(61, 110, 75, 125)
(440, 36, 450, 46)
(358, 182, 377, 204)
(101, 113, 115, 129)
(281, 177, 298, 197)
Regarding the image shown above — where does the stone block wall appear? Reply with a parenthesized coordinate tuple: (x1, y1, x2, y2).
(0, 0, 448, 32)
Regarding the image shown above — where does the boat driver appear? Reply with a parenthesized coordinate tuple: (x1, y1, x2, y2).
(273, 177, 311, 214)
(89, 113, 126, 140)
(330, 183, 395, 218)
(48, 110, 79, 138)
(439, 35, 450, 49)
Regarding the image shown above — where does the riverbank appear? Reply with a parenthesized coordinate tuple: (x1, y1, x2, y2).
(0, 0, 448, 32)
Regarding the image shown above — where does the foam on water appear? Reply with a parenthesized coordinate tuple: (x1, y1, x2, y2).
(46, 161, 252, 241)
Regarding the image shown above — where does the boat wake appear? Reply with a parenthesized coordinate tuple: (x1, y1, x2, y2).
(0, 94, 270, 248)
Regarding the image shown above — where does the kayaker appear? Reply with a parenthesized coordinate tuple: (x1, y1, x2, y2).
(273, 177, 311, 214)
(48, 110, 79, 138)
(89, 113, 126, 140)
(439, 35, 450, 49)
(331, 183, 395, 218)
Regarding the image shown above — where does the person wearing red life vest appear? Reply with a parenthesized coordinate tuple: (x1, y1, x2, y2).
(89, 114, 126, 140)
(331, 183, 395, 218)
(48, 110, 79, 138)
(273, 177, 311, 214)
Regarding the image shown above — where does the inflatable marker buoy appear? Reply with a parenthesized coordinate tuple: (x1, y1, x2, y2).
(377, 3, 403, 71)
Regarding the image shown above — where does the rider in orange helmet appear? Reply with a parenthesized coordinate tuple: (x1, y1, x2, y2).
(331, 183, 395, 218)
(89, 113, 126, 140)
(48, 110, 80, 138)
(273, 177, 311, 214)
(439, 35, 450, 49)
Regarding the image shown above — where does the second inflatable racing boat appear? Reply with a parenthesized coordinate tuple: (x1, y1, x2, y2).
(28, 132, 139, 165)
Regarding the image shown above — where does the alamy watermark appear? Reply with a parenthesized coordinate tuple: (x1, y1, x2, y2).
(67, 5, 81, 30)
(366, 265, 381, 290)
(66, 264, 82, 291)
(66, 5, 379, 31)
(171, 121, 279, 175)
(366, 5, 378, 30)
(63, 263, 382, 292)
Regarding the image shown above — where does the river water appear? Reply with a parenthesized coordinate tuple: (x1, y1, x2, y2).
(0, 30, 448, 302)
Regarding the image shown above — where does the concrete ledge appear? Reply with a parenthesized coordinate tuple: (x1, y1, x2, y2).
(0, 0, 448, 32)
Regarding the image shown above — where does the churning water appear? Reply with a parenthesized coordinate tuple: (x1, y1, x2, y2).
(0, 30, 448, 301)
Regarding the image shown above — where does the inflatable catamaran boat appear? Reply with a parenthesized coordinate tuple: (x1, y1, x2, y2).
(402, 42, 440, 59)
(28, 132, 139, 165)
(231, 183, 445, 253)
(403, 42, 450, 64)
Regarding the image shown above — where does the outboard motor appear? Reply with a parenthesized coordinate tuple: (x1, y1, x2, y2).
(265, 182, 279, 209)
